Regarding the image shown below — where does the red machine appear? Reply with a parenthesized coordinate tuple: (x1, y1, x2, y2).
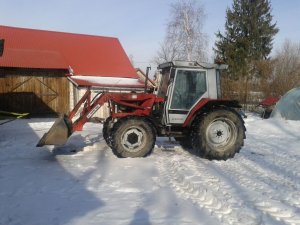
(38, 61, 246, 160)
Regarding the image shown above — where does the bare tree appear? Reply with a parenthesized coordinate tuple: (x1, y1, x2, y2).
(154, 0, 208, 64)
(155, 39, 181, 64)
(269, 40, 300, 96)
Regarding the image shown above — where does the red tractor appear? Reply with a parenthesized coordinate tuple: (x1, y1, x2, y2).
(37, 61, 246, 160)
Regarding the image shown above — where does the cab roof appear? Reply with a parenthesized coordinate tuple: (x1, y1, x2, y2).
(158, 61, 228, 70)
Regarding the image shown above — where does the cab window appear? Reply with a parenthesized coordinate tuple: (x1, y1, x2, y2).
(170, 70, 207, 110)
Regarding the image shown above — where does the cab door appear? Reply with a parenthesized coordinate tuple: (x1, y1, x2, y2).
(166, 68, 208, 124)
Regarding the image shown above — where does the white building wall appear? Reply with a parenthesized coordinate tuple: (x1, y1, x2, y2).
(69, 84, 110, 120)
(69, 82, 76, 110)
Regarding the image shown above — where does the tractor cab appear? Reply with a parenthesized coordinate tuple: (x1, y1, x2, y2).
(157, 61, 228, 125)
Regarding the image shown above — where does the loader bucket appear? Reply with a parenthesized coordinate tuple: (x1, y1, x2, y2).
(37, 115, 73, 147)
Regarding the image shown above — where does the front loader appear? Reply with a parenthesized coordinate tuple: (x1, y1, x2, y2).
(37, 61, 246, 160)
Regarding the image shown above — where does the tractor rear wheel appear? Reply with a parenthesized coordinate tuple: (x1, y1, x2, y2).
(111, 117, 156, 158)
(191, 108, 245, 160)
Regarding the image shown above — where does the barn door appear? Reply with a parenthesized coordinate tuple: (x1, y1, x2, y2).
(0, 75, 69, 115)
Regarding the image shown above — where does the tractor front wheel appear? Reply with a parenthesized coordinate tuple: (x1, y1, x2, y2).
(103, 116, 113, 147)
(191, 108, 245, 160)
(111, 117, 155, 158)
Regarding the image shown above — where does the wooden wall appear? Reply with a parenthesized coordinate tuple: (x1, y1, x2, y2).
(0, 68, 69, 116)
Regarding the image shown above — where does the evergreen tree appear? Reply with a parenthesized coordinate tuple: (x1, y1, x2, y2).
(214, 0, 278, 79)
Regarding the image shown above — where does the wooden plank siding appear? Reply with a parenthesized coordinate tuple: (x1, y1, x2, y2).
(0, 68, 69, 116)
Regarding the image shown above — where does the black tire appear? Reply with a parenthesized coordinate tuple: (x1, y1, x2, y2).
(191, 108, 246, 160)
(102, 116, 113, 147)
(111, 117, 156, 158)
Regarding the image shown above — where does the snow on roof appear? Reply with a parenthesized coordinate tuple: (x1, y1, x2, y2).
(69, 75, 145, 88)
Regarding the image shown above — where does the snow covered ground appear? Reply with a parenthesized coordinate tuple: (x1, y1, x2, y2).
(0, 114, 300, 225)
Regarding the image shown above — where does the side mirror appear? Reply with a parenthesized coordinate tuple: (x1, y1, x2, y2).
(0, 39, 4, 57)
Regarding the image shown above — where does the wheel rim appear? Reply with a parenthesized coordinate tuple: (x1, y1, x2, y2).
(121, 126, 145, 152)
(206, 118, 237, 151)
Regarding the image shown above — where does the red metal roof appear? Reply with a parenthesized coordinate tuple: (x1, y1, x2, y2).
(0, 25, 137, 78)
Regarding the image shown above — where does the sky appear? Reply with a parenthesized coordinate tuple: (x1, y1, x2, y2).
(0, 0, 299, 72)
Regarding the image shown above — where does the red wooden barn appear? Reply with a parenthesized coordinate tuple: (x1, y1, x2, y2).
(0, 25, 143, 116)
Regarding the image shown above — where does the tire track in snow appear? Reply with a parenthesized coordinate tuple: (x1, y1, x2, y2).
(239, 153, 300, 206)
(249, 135, 300, 181)
(156, 149, 260, 225)
(244, 134, 300, 208)
(213, 156, 300, 225)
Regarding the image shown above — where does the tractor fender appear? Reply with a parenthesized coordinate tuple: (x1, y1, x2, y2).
(182, 98, 242, 127)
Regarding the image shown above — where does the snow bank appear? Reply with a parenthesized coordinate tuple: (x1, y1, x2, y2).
(0, 114, 299, 224)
